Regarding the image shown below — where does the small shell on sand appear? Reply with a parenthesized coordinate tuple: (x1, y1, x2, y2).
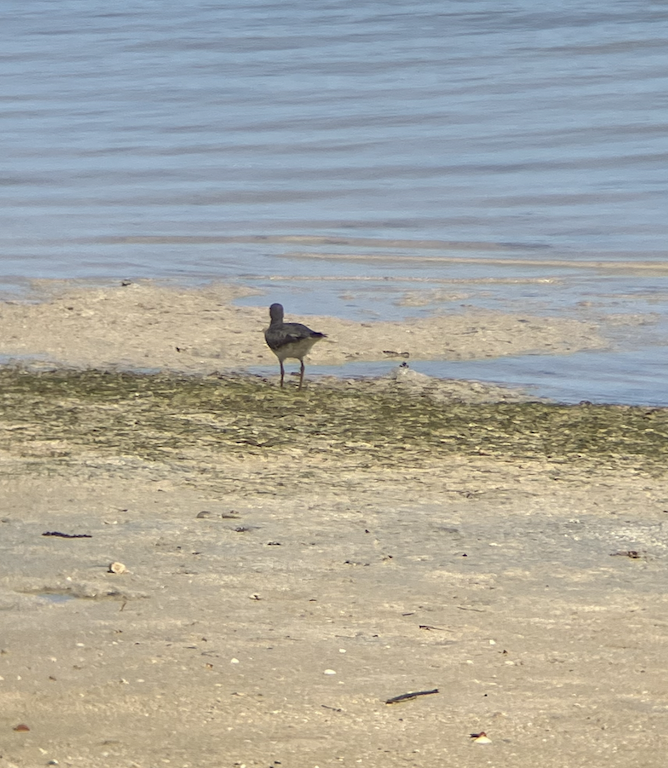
(108, 562, 127, 574)
(471, 732, 492, 744)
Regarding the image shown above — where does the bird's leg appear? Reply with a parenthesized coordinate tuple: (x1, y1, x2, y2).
(298, 360, 305, 390)
(279, 361, 285, 388)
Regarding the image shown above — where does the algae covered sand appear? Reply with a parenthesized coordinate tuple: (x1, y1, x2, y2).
(0, 367, 666, 473)
(2, 367, 668, 768)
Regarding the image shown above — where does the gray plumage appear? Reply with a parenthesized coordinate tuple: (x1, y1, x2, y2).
(264, 303, 326, 389)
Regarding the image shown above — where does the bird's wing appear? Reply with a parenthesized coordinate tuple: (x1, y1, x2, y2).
(264, 329, 301, 350)
(265, 322, 326, 350)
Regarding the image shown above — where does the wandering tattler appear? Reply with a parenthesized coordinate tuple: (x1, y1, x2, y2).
(264, 303, 326, 389)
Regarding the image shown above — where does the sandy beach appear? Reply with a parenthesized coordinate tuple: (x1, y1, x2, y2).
(1, 281, 667, 768)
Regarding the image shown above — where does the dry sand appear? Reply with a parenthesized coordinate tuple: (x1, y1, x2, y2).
(1, 281, 667, 768)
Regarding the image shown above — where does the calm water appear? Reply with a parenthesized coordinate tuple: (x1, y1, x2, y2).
(2, 1, 668, 403)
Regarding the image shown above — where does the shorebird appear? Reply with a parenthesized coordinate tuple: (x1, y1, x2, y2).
(264, 303, 326, 389)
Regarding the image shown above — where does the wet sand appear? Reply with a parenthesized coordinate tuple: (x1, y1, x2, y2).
(1, 281, 667, 768)
(0, 279, 611, 374)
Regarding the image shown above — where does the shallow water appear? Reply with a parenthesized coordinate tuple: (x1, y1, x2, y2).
(252, 347, 667, 407)
(2, 1, 668, 403)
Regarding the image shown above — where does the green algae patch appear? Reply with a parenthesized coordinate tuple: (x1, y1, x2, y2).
(0, 368, 666, 473)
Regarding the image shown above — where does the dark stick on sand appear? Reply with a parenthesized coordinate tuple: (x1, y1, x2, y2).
(385, 688, 439, 705)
